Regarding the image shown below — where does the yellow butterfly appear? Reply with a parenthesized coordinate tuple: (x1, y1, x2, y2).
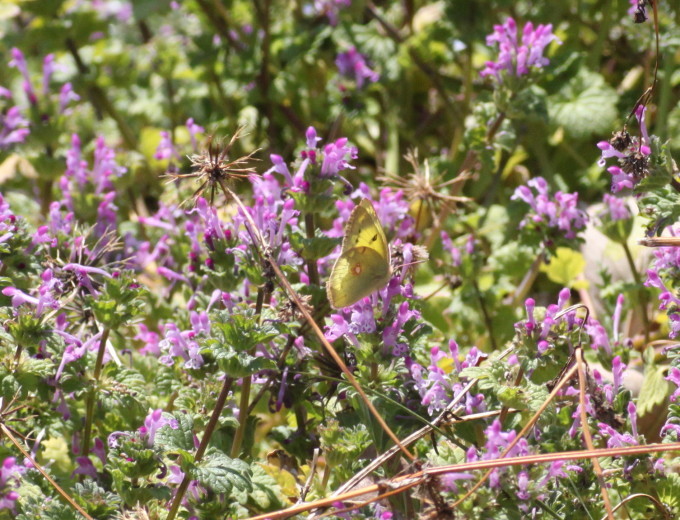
(326, 199, 392, 309)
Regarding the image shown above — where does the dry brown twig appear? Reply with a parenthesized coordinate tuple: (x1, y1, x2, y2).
(244, 442, 680, 520)
(0, 420, 94, 520)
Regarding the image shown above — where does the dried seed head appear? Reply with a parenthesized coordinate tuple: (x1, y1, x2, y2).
(609, 130, 632, 152)
(378, 149, 471, 231)
(633, 1, 648, 23)
(621, 151, 649, 179)
(165, 127, 259, 206)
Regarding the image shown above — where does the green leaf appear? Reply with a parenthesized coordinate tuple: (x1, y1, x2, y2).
(88, 273, 147, 328)
(290, 231, 340, 261)
(549, 69, 618, 139)
(155, 412, 195, 454)
(212, 349, 277, 378)
(657, 462, 680, 513)
(637, 358, 671, 417)
(192, 450, 253, 495)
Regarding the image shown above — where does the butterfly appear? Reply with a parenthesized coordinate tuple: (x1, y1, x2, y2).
(326, 199, 392, 309)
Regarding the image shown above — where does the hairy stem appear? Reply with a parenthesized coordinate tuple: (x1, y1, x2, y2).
(621, 241, 650, 342)
(231, 286, 267, 458)
(81, 327, 111, 457)
(166, 377, 234, 520)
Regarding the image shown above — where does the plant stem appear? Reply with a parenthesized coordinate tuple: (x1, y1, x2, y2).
(472, 280, 497, 351)
(621, 241, 650, 342)
(165, 377, 234, 520)
(0, 423, 94, 520)
(510, 250, 545, 307)
(230, 376, 252, 458)
(65, 38, 137, 149)
(305, 213, 320, 286)
(231, 286, 266, 459)
(81, 327, 111, 458)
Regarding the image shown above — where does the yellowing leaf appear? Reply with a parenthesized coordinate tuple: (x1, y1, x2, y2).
(541, 247, 587, 289)
(40, 436, 72, 473)
(259, 464, 298, 501)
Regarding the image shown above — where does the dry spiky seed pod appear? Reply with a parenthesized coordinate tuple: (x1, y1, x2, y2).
(165, 127, 259, 206)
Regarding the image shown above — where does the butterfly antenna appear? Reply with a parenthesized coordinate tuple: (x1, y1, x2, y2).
(393, 258, 427, 271)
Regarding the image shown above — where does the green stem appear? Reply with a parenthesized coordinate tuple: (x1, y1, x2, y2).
(305, 213, 320, 286)
(587, 0, 613, 70)
(230, 286, 267, 458)
(81, 327, 111, 458)
(621, 241, 650, 341)
(473, 280, 497, 351)
(165, 377, 234, 520)
(511, 249, 546, 307)
(230, 376, 252, 458)
(65, 38, 136, 149)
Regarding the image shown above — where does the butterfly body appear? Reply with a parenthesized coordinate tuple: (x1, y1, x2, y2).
(327, 199, 392, 309)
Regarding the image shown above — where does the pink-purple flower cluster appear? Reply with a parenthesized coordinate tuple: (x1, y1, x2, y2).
(408, 340, 486, 415)
(511, 177, 588, 240)
(645, 232, 680, 338)
(158, 310, 211, 369)
(2, 48, 80, 149)
(139, 409, 179, 446)
(336, 47, 380, 89)
(314, 0, 351, 26)
(514, 288, 579, 358)
(599, 194, 632, 222)
(0, 104, 29, 150)
(0, 194, 18, 247)
(480, 18, 560, 82)
(2, 268, 62, 317)
(0, 457, 26, 511)
(267, 126, 358, 193)
(59, 134, 126, 236)
(597, 105, 651, 193)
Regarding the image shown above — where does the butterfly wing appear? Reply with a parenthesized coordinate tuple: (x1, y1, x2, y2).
(327, 199, 392, 309)
(341, 199, 389, 259)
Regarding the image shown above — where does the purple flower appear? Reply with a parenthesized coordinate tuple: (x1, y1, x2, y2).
(0, 457, 25, 511)
(514, 289, 586, 354)
(314, 0, 351, 26)
(467, 420, 530, 488)
(585, 318, 612, 355)
(612, 294, 624, 343)
(511, 177, 587, 239)
(480, 18, 560, 82)
(139, 409, 178, 446)
(42, 54, 57, 96)
(91, 0, 133, 22)
(0, 106, 30, 149)
(597, 105, 651, 192)
(58, 83, 80, 113)
(53, 330, 103, 382)
(134, 324, 161, 356)
(320, 137, 358, 178)
(155, 130, 180, 160)
(409, 341, 486, 415)
(336, 47, 379, 88)
(186, 118, 204, 150)
(158, 311, 210, 369)
(8, 48, 35, 104)
(2, 269, 62, 316)
(646, 259, 680, 338)
(666, 367, 680, 402)
(305, 126, 321, 150)
(600, 194, 631, 222)
(62, 263, 112, 295)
